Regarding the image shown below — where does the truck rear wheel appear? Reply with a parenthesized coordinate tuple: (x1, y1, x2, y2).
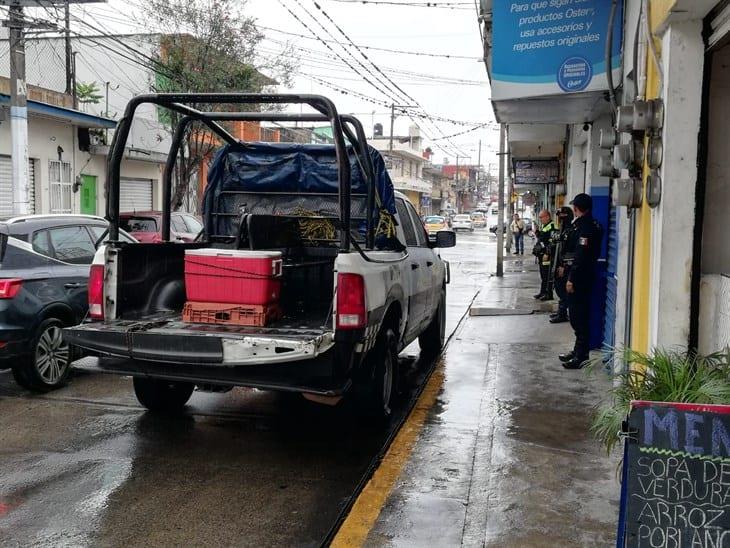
(419, 291, 446, 356)
(355, 326, 398, 420)
(133, 377, 194, 413)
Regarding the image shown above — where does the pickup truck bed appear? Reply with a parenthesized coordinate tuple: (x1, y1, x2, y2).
(66, 310, 335, 366)
(67, 309, 347, 396)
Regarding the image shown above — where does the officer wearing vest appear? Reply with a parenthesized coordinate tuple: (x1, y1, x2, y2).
(549, 206, 574, 324)
(559, 193, 603, 369)
(533, 209, 557, 301)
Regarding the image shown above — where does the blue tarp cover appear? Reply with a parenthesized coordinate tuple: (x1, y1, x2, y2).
(202, 142, 396, 233)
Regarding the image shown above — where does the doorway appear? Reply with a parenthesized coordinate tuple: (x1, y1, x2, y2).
(80, 174, 97, 215)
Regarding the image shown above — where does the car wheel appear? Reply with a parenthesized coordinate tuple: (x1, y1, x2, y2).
(419, 291, 446, 356)
(355, 326, 398, 420)
(133, 377, 195, 413)
(12, 318, 71, 392)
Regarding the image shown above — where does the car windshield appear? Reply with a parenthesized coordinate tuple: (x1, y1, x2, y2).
(121, 217, 158, 232)
(471, 213, 484, 218)
(455, 215, 470, 221)
(425, 216, 444, 224)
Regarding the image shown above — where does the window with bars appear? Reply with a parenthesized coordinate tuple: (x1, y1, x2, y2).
(49, 160, 72, 214)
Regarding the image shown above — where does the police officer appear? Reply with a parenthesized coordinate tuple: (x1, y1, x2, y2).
(559, 193, 603, 369)
(533, 209, 557, 301)
(549, 206, 574, 324)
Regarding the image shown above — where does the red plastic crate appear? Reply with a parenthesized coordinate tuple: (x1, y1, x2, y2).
(184, 249, 283, 305)
(182, 301, 282, 327)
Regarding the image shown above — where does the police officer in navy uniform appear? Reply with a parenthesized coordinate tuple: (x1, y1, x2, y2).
(550, 206, 574, 324)
(533, 209, 557, 301)
(559, 193, 603, 369)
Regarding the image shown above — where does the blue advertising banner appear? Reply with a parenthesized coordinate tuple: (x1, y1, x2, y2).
(492, 0, 624, 100)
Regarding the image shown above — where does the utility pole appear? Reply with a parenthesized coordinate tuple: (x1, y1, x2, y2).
(8, 3, 30, 215)
(71, 51, 78, 109)
(477, 139, 482, 202)
(453, 154, 470, 213)
(455, 154, 460, 213)
(64, 0, 72, 94)
(389, 103, 395, 152)
(496, 124, 506, 277)
(3, 0, 99, 216)
(388, 103, 416, 152)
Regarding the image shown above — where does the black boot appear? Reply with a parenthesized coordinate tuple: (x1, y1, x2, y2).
(539, 294, 554, 301)
(558, 351, 574, 363)
(533, 293, 544, 300)
(562, 357, 588, 370)
(549, 314, 569, 324)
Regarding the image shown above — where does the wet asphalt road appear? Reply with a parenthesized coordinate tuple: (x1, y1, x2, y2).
(0, 230, 495, 547)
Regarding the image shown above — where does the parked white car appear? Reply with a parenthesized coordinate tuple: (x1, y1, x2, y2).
(452, 214, 474, 232)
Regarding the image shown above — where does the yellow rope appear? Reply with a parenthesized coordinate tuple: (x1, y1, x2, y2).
(293, 207, 336, 242)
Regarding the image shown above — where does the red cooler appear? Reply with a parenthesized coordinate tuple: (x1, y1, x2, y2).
(184, 249, 283, 305)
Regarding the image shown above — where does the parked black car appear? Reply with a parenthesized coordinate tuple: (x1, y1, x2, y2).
(0, 215, 135, 391)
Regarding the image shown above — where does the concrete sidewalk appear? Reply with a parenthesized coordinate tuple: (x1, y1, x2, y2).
(351, 255, 621, 547)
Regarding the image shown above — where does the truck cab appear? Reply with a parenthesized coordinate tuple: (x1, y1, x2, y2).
(64, 94, 455, 418)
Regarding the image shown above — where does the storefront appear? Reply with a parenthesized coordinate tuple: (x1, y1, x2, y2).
(697, 4, 730, 354)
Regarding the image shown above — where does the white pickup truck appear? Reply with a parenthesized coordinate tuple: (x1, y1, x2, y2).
(64, 93, 455, 418)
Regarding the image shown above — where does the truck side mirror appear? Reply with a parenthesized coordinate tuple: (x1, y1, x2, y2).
(433, 230, 456, 248)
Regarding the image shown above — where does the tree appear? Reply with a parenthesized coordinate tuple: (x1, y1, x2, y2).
(76, 81, 103, 106)
(141, 0, 296, 210)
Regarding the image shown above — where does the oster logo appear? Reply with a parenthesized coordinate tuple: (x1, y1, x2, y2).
(557, 56, 593, 92)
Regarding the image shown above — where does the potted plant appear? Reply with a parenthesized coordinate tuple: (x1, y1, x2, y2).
(590, 347, 730, 453)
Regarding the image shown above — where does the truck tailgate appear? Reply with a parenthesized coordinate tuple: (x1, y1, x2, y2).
(64, 314, 335, 366)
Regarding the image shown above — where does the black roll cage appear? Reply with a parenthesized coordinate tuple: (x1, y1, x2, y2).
(106, 93, 378, 251)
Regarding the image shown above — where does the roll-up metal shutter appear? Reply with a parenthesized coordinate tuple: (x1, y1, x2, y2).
(0, 156, 10, 216)
(708, 4, 730, 51)
(0, 155, 36, 216)
(119, 178, 153, 212)
(603, 203, 619, 348)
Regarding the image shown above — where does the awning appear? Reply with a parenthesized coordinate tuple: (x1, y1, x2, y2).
(0, 94, 116, 129)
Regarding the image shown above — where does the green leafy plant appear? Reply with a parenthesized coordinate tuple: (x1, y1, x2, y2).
(590, 347, 730, 454)
(75, 82, 103, 105)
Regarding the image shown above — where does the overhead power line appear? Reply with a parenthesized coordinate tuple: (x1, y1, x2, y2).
(276, 0, 460, 157)
(303, 73, 492, 128)
(430, 124, 489, 140)
(259, 26, 480, 61)
(323, 0, 472, 8)
(304, 0, 469, 156)
(262, 39, 488, 85)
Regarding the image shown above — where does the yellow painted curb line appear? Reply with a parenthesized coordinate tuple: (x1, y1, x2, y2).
(331, 366, 445, 547)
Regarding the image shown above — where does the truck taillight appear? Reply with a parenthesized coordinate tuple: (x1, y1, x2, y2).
(88, 265, 104, 320)
(336, 273, 366, 330)
(0, 278, 22, 299)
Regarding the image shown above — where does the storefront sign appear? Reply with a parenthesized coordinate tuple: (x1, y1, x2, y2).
(513, 159, 560, 184)
(492, 0, 624, 100)
(619, 402, 730, 547)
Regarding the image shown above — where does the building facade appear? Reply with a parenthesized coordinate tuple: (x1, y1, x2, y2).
(0, 32, 275, 216)
(370, 126, 432, 214)
(0, 76, 163, 217)
(478, 0, 730, 359)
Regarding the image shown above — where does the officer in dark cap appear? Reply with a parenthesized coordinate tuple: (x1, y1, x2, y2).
(549, 206, 574, 324)
(559, 193, 603, 369)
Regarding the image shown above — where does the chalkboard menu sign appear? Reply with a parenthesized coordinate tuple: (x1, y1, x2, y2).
(622, 401, 730, 547)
